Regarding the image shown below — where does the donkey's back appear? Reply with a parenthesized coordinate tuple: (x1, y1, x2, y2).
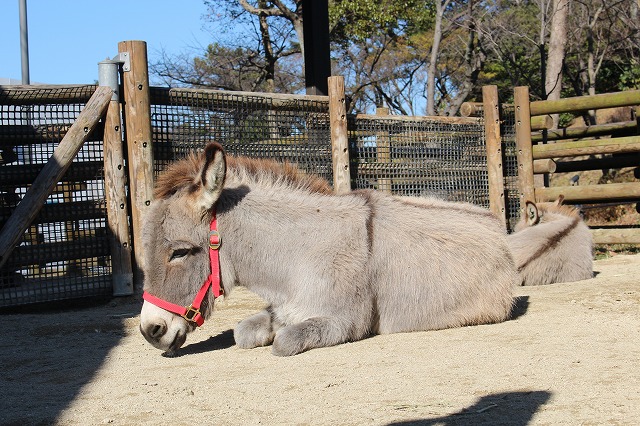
(508, 199, 593, 286)
(364, 192, 517, 333)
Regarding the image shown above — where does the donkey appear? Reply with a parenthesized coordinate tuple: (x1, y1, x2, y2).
(139, 142, 517, 356)
(507, 197, 593, 286)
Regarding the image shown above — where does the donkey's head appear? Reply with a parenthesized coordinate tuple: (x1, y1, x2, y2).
(139, 143, 226, 354)
(514, 195, 579, 232)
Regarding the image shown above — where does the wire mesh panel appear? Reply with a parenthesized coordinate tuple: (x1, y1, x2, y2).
(349, 115, 491, 207)
(0, 85, 112, 307)
(150, 88, 333, 181)
(500, 105, 522, 231)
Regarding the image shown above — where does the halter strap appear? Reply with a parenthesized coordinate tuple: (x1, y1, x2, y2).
(142, 212, 223, 326)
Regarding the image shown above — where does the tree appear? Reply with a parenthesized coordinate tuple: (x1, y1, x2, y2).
(545, 0, 569, 127)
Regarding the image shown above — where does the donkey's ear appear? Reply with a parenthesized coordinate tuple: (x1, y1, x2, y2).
(525, 201, 540, 226)
(556, 195, 565, 206)
(197, 143, 227, 211)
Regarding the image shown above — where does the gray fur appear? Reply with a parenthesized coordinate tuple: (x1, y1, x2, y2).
(507, 198, 593, 286)
(140, 143, 517, 356)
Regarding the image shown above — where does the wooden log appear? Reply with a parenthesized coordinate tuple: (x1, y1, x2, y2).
(531, 120, 638, 143)
(535, 182, 640, 203)
(4, 236, 109, 270)
(353, 113, 481, 125)
(482, 85, 506, 227)
(0, 86, 112, 270)
(0, 200, 105, 226)
(553, 153, 640, 173)
(150, 86, 329, 112)
(0, 147, 17, 164)
(530, 115, 553, 131)
(328, 76, 351, 194)
(0, 161, 102, 186)
(0, 84, 97, 105)
(119, 40, 154, 284)
(459, 99, 551, 131)
(592, 228, 640, 245)
(0, 123, 104, 146)
(513, 87, 536, 211)
(460, 102, 483, 117)
(530, 89, 640, 116)
(103, 90, 134, 296)
(533, 159, 557, 174)
(532, 135, 640, 159)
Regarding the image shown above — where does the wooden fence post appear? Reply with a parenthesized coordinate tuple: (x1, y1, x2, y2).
(328, 76, 351, 194)
(513, 86, 536, 213)
(482, 85, 507, 227)
(99, 59, 134, 296)
(375, 107, 392, 194)
(118, 40, 154, 285)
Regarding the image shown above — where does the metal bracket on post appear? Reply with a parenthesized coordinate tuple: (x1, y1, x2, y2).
(113, 52, 130, 72)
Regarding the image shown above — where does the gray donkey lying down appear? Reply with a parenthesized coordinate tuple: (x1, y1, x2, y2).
(139, 142, 517, 356)
(508, 197, 593, 286)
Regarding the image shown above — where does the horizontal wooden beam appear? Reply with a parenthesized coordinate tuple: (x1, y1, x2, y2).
(592, 228, 640, 245)
(533, 159, 557, 174)
(535, 182, 640, 203)
(532, 135, 640, 159)
(0, 200, 105, 228)
(0, 84, 97, 105)
(554, 154, 640, 173)
(3, 235, 109, 270)
(530, 89, 640, 116)
(530, 115, 553, 131)
(531, 120, 638, 143)
(150, 86, 329, 111)
(0, 160, 103, 186)
(353, 113, 481, 125)
(0, 123, 104, 146)
(460, 102, 483, 117)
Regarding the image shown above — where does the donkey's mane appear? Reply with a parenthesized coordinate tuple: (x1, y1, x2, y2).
(154, 151, 333, 199)
(539, 201, 582, 219)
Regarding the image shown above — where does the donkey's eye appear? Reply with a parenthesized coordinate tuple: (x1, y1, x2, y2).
(170, 248, 191, 261)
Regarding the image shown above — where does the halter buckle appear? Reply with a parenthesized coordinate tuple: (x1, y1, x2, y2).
(209, 230, 221, 250)
(182, 305, 202, 323)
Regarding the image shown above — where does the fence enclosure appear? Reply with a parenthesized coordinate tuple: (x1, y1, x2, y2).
(1, 41, 638, 307)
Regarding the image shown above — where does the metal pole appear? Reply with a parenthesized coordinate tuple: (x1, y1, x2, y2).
(19, 0, 30, 84)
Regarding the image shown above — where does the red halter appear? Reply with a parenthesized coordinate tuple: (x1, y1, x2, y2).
(142, 212, 223, 327)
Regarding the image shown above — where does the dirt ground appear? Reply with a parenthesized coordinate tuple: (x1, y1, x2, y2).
(0, 254, 638, 426)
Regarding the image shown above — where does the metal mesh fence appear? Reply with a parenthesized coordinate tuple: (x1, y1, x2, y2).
(0, 85, 111, 307)
(150, 88, 333, 181)
(349, 115, 491, 207)
(500, 105, 522, 230)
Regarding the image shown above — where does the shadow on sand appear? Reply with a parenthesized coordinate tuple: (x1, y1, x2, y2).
(0, 297, 139, 425)
(387, 390, 552, 426)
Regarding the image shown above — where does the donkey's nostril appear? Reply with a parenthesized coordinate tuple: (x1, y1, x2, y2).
(148, 321, 167, 339)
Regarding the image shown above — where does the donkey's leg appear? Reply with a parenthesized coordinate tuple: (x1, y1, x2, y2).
(234, 309, 276, 349)
(271, 317, 350, 357)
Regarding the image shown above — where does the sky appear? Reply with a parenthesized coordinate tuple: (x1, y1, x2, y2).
(0, 0, 215, 85)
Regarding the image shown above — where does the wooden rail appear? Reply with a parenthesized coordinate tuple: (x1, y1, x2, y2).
(504, 85, 640, 244)
(532, 136, 640, 159)
(531, 120, 637, 143)
(0, 84, 97, 105)
(530, 90, 640, 116)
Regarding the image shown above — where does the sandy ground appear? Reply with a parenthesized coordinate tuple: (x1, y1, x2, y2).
(0, 254, 638, 426)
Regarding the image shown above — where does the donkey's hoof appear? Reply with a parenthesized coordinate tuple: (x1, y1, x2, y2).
(234, 319, 275, 349)
(271, 327, 306, 356)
